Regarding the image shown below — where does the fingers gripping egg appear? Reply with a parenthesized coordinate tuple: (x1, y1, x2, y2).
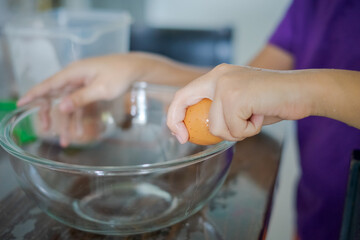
(184, 98, 223, 145)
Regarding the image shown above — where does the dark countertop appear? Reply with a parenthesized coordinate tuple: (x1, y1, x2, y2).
(0, 133, 282, 240)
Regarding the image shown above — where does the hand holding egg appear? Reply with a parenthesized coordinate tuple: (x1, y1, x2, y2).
(167, 64, 270, 144)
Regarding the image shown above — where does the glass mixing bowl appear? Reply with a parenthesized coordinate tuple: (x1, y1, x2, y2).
(0, 82, 234, 235)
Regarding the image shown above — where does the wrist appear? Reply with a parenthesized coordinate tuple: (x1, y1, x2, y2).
(125, 52, 154, 82)
(279, 69, 325, 120)
(297, 69, 338, 118)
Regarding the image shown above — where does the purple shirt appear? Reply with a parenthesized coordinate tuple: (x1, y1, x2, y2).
(269, 0, 360, 239)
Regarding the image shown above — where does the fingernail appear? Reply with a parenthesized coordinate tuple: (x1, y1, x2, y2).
(59, 99, 74, 113)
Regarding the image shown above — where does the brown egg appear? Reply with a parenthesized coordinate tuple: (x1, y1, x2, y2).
(184, 98, 223, 145)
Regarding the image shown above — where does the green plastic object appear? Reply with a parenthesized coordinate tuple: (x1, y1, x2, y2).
(0, 100, 17, 119)
(0, 100, 37, 145)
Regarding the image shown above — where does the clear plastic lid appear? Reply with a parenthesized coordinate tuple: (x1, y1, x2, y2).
(4, 8, 131, 44)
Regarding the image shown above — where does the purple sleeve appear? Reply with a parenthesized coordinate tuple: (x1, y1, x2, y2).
(269, 2, 296, 54)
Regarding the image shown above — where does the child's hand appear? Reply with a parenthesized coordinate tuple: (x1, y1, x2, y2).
(17, 54, 144, 113)
(17, 52, 205, 147)
(167, 64, 312, 144)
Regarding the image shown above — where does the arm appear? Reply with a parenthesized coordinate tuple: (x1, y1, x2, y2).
(248, 44, 294, 70)
(167, 66, 360, 144)
(305, 69, 360, 129)
(17, 52, 207, 112)
(249, 45, 360, 129)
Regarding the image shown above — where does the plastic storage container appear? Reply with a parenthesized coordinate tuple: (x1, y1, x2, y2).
(4, 9, 131, 96)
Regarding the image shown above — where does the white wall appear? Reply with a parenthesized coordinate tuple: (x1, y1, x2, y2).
(144, 0, 291, 65)
(144, 1, 300, 239)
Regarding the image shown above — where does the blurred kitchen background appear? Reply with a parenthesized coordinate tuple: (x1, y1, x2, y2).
(0, 0, 299, 239)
